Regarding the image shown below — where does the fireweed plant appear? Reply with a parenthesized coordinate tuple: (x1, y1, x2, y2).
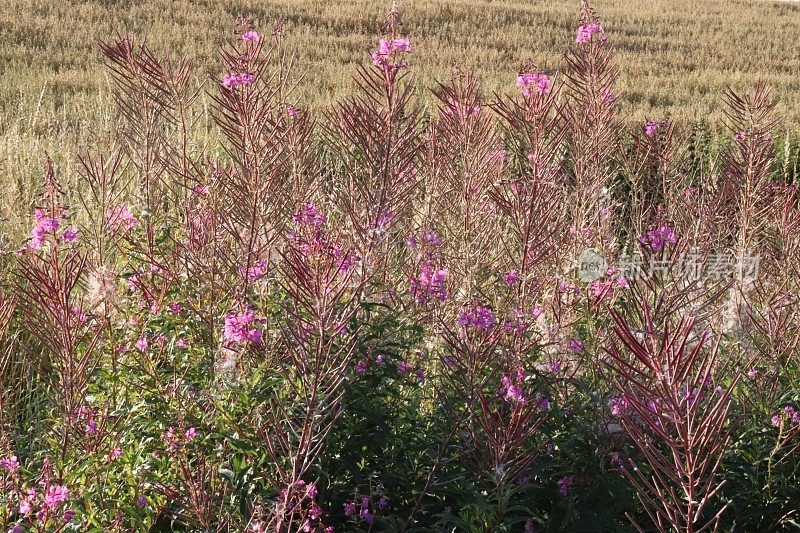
(1, 2, 799, 532)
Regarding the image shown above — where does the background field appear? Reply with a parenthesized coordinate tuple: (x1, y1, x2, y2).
(1, 0, 799, 238)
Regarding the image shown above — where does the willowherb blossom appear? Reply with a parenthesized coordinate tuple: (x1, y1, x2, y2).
(242, 30, 260, 42)
(343, 501, 356, 517)
(62, 228, 78, 242)
(43, 485, 69, 510)
(537, 395, 550, 410)
(19, 498, 33, 515)
(576, 23, 604, 43)
(609, 395, 628, 416)
(106, 205, 139, 231)
(371, 37, 411, 71)
(504, 269, 519, 286)
(287, 105, 300, 118)
(223, 309, 265, 345)
(567, 339, 584, 353)
(397, 361, 411, 374)
(223, 72, 255, 88)
(292, 203, 326, 229)
(241, 258, 268, 282)
(29, 211, 60, 250)
(516, 71, 552, 98)
(773, 405, 800, 426)
(457, 305, 497, 331)
(185, 427, 197, 441)
(410, 262, 448, 303)
(557, 476, 573, 495)
(0, 455, 19, 472)
(501, 375, 525, 403)
(639, 225, 677, 251)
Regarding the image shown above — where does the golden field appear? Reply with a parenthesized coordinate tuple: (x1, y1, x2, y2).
(0, 0, 799, 238)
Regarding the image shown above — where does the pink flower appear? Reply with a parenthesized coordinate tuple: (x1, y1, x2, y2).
(19, 498, 33, 515)
(516, 71, 551, 98)
(185, 427, 197, 441)
(371, 36, 411, 70)
(111, 447, 123, 459)
(397, 361, 411, 374)
(0, 455, 19, 472)
(135, 337, 148, 352)
(567, 339, 584, 353)
(287, 105, 300, 118)
(392, 38, 412, 52)
(106, 205, 138, 230)
(576, 23, 604, 43)
(410, 263, 448, 303)
(557, 476, 572, 495)
(609, 395, 628, 416)
(645, 120, 658, 137)
(537, 395, 550, 410)
(639, 225, 677, 251)
(503, 270, 519, 286)
(223, 72, 254, 88)
(505, 383, 525, 403)
(292, 203, 326, 229)
(242, 30, 260, 42)
(29, 214, 60, 250)
(176, 338, 188, 349)
(223, 309, 265, 345)
(63, 507, 74, 522)
(135, 495, 147, 507)
(457, 305, 496, 331)
(343, 502, 356, 516)
(44, 485, 69, 509)
(306, 483, 318, 500)
(62, 228, 79, 241)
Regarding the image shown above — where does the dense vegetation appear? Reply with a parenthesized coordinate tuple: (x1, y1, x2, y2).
(1, 0, 800, 237)
(1, 2, 800, 531)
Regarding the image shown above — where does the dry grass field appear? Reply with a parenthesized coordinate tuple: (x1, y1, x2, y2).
(0, 0, 799, 237)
